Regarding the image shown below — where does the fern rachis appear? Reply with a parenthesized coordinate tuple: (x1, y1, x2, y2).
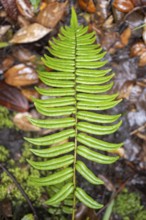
(25, 8, 122, 219)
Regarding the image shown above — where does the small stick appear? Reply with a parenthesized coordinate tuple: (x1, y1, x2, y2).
(130, 123, 146, 135)
(0, 164, 39, 220)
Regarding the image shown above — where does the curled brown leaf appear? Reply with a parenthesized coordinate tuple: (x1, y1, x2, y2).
(36, 1, 68, 29)
(0, 81, 29, 112)
(4, 64, 38, 87)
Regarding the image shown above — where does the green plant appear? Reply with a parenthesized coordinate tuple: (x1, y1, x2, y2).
(29, 0, 41, 10)
(113, 189, 146, 220)
(25, 8, 122, 219)
(0, 143, 43, 204)
(0, 106, 14, 128)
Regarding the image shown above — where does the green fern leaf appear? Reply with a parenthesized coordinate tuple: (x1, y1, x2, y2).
(25, 7, 122, 219)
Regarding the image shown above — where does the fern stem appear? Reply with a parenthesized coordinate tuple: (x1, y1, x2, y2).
(72, 26, 78, 220)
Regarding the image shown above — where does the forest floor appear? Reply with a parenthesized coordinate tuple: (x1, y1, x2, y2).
(0, 1, 146, 220)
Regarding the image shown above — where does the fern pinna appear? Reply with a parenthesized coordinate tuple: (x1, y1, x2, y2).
(25, 8, 122, 219)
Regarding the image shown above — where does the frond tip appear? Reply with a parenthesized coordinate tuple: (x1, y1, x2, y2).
(25, 6, 122, 219)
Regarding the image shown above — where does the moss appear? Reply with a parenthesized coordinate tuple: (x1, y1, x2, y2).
(0, 106, 14, 128)
(0, 143, 44, 205)
(113, 188, 146, 220)
(135, 209, 146, 220)
(0, 145, 9, 162)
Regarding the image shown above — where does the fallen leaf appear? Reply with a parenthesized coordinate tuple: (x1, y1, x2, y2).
(21, 88, 39, 101)
(16, 0, 34, 19)
(36, 1, 68, 29)
(78, 0, 96, 13)
(130, 42, 146, 57)
(120, 27, 132, 46)
(118, 81, 135, 99)
(139, 51, 146, 66)
(2, 56, 15, 72)
(130, 42, 146, 66)
(10, 23, 51, 43)
(13, 112, 41, 131)
(0, 81, 29, 112)
(113, 0, 134, 13)
(4, 64, 38, 87)
(12, 47, 36, 62)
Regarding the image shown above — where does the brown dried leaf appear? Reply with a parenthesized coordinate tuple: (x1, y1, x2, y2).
(113, 0, 134, 13)
(10, 23, 51, 43)
(12, 47, 36, 62)
(36, 1, 68, 29)
(118, 81, 135, 99)
(130, 42, 146, 66)
(0, 81, 29, 112)
(16, 0, 34, 19)
(120, 27, 132, 46)
(130, 42, 146, 57)
(21, 88, 39, 101)
(1, 0, 18, 20)
(13, 112, 41, 131)
(4, 64, 38, 87)
(139, 51, 146, 66)
(2, 56, 15, 71)
(78, 0, 96, 13)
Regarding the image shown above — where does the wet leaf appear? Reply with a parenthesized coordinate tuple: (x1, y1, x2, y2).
(113, 0, 134, 13)
(97, 0, 109, 21)
(21, 88, 39, 101)
(4, 64, 38, 87)
(120, 27, 132, 46)
(1, 56, 15, 72)
(12, 47, 36, 62)
(130, 42, 146, 57)
(118, 81, 134, 99)
(130, 42, 146, 66)
(10, 23, 51, 43)
(1, 0, 18, 20)
(78, 0, 96, 13)
(0, 81, 29, 112)
(13, 112, 41, 131)
(16, 0, 34, 19)
(36, 1, 68, 29)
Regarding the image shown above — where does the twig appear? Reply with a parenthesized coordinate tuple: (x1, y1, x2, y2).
(0, 163, 39, 220)
(130, 123, 146, 135)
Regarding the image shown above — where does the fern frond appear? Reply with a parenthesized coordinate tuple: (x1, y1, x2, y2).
(25, 7, 122, 219)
